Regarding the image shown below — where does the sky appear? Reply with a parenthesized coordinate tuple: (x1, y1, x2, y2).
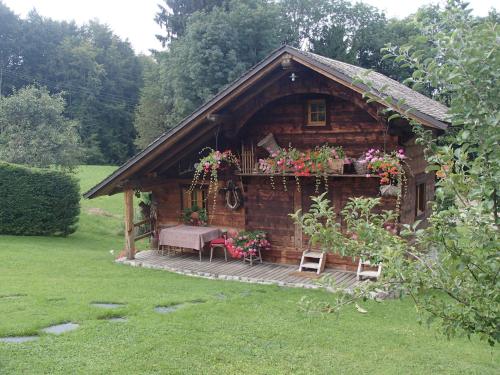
(3, 0, 498, 54)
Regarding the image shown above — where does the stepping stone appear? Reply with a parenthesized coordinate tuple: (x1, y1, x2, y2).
(154, 304, 185, 314)
(91, 303, 125, 309)
(0, 336, 38, 343)
(0, 293, 27, 300)
(42, 322, 79, 335)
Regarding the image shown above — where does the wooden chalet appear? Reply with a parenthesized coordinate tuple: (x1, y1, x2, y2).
(84, 46, 448, 271)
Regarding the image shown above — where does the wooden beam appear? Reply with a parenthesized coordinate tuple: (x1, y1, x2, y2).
(143, 121, 217, 175)
(133, 219, 149, 227)
(134, 231, 152, 241)
(206, 113, 232, 124)
(124, 189, 135, 259)
(231, 76, 384, 136)
(230, 69, 290, 111)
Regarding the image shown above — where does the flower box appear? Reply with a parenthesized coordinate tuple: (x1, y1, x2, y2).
(327, 158, 344, 174)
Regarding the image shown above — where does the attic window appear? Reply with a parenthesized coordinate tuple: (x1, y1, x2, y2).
(307, 99, 327, 126)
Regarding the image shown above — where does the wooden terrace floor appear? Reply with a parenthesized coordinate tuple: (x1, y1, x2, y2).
(117, 250, 359, 290)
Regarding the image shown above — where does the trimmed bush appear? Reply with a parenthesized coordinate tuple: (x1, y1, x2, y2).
(0, 163, 80, 236)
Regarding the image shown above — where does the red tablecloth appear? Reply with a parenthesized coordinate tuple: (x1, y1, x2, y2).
(159, 225, 221, 251)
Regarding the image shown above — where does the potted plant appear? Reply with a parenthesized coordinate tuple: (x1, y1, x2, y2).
(258, 144, 345, 192)
(225, 230, 270, 264)
(182, 205, 208, 226)
(361, 149, 407, 197)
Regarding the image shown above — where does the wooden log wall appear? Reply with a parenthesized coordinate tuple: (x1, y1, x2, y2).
(241, 93, 399, 161)
(151, 179, 246, 232)
(400, 137, 435, 225)
(240, 176, 396, 270)
(148, 70, 431, 270)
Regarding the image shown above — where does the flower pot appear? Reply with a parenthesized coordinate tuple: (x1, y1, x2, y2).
(380, 184, 400, 197)
(327, 159, 344, 174)
(354, 159, 368, 175)
(257, 133, 280, 155)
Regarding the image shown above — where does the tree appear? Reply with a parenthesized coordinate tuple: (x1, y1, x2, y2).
(134, 56, 171, 149)
(0, 2, 22, 96)
(0, 4, 142, 164)
(154, 0, 226, 47)
(135, 0, 287, 147)
(78, 22, 142, 163)
(297, 1, 499, 345)
(0, 86, 81, 169)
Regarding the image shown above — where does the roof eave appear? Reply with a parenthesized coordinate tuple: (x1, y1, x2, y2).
(84, 45, 448, 199)
(83, 46, 291, 199)
(286, 48, 448, 131)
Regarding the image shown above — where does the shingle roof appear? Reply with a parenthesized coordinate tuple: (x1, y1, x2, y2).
(293, 48, 449, 123)
(84, 45, 449, 199)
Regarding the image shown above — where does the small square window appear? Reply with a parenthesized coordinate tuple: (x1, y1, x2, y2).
(182, 187, 207, 210)
(307, 99, 327, 126)
(415, 183, 426, 217)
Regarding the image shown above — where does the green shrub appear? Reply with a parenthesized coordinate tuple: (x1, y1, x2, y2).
(0, 163, 80, 236)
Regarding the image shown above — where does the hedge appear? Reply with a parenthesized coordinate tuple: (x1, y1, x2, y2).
(0, 163, 80, 236)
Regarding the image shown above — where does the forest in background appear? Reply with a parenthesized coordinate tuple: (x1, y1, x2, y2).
(0, 3, 141, 164)
(0, 0, 495, 163)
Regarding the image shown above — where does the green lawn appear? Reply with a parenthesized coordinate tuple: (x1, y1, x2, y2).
(0, 165, 497, 374)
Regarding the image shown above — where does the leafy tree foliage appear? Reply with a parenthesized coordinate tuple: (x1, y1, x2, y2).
(294, 1, 499, 345)
(155, 0, 226, 47)
(0, 86, 81, 169)
(0, 4, 142, 164)
(0, 2, 22, 96)
(134, 56, 171, 149)
(135, 0, 287, 146)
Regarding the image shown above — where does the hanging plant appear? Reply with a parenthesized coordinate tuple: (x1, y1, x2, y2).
(189, 148, 240, 221)
(258, 144, 346, 192)
(361, 148, 409, 212)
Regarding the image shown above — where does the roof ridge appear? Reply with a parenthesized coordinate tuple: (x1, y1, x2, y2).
(84, 44, 448, 199)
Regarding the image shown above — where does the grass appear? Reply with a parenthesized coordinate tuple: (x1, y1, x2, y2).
(0, 165, 498, 374)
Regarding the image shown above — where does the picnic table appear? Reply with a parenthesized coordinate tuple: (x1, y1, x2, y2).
(158, 225, 221, 261)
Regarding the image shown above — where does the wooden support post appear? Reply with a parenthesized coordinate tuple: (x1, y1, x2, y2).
(293, 189, 303, 249)
(124, 189, 135, 260)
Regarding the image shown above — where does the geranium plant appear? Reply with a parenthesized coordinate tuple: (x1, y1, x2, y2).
(362, 148, 405, 185)
(258, 144, 346, 192)
(225, 230, 270, 259)
(360, 148, 408, 201)
(189, 148, 240, 220)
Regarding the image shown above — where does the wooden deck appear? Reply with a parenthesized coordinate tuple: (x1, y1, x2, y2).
(117, 250, 359, 290)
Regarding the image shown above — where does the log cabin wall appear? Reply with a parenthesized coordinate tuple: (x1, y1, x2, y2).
(400, 137, 435, 225)
(149, 69, 431, 270)
(151, 179, 246, 231)
(242, 176, 396, 270)
(241, 94, 398, 159)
